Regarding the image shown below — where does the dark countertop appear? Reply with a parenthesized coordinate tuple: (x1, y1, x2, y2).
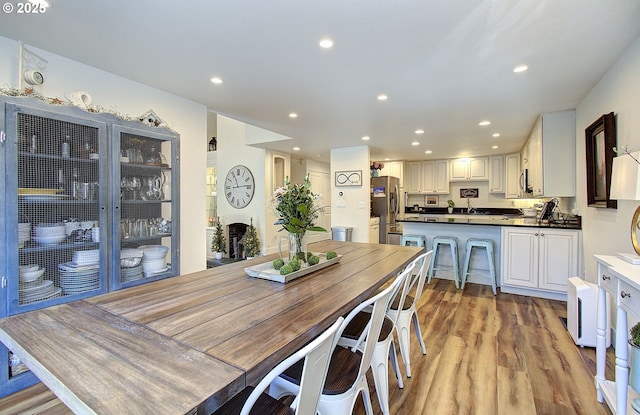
(397, 216, 581, 230)
(405, 206, 523, 215)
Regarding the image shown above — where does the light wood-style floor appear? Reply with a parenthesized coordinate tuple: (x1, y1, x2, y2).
(0, 279, 614, 415)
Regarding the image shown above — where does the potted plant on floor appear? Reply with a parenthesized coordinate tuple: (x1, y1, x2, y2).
(447, 199, 455, 214)
(243, 218, 260, 259)
(211, 217, 226, 260)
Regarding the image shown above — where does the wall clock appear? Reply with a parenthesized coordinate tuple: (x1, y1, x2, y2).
(225, 165, 255, 208)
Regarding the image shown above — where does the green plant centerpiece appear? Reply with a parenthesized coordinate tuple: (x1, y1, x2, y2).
(243, 218, 260, 258)
(271, 175, 326, 265)
(211, 217, 226, 259)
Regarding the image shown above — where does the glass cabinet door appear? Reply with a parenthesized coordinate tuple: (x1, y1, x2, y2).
(5, 103, 109, 315)
(111, 125, 179, 290)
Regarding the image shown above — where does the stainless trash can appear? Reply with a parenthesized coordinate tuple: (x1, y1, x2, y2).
(331, 226, 353, 241)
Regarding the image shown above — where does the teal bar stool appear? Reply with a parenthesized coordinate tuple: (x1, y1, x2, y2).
(427, 236, 460, 288)
(461, 238, 497, 295)
(401, 234, 426, 247)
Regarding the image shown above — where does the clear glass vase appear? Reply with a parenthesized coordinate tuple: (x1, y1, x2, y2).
(288, 233, 307, 264)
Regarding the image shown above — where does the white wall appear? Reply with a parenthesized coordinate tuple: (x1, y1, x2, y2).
(0, 36, 208, 274)
(576, 34, 640, 281)
(331, 146, 371, 242)
(216, 115, 270, 256)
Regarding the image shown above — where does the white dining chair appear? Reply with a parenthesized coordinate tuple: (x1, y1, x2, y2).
(269, 270, 402, 415)
(387, 250, 433, 378)
(337, 261, 415, 415)
(211, 316, 343, 415)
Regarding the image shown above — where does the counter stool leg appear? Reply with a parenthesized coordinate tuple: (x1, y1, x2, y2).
(452, 243, 460, 289)
(461, 245, 471, 290)
(488, 244, 497, 295)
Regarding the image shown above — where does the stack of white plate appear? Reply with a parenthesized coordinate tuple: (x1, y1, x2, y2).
(121, 264, 143, 282)
(34, 223, 66, 245)
(19, 280, 62, 304)
(140, 245, 169, 277)
(73, 249, 100, 266)
(120, 248, 144, 282)
(18, 223, 31, 248)
(58, 262, 100, 295)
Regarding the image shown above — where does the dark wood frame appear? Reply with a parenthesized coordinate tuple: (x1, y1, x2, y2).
(585, 112, 617, 208)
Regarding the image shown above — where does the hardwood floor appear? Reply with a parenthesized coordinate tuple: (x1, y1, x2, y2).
(0, 279, 614, 415)
(354, 279, 613, 415)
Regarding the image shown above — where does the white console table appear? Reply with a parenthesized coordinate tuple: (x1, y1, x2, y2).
(594, 255, 640, 414)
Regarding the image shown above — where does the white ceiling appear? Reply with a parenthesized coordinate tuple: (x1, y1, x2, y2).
(2, 0, 640, 162)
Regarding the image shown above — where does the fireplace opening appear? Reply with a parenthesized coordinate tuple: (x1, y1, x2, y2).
(227, 222, 248, 260)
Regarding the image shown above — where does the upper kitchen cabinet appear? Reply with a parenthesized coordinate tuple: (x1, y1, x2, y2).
(488, 155, 504, 193)
(450, 157, 488, 181)
(405, 160, 449, 194)
(425, 160, 449, 193)
(380, 161, 403, 187)
(504, 153, 522, 198)
(525, 111, 576, 197)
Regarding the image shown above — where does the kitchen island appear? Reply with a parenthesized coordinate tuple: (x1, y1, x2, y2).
(0, 241, 421, 414)
(398, 215, 581, 300)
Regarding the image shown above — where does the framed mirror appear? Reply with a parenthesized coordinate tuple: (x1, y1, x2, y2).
(585, 112, 617, 208)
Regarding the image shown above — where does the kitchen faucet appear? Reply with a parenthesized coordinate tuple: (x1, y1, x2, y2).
(467, 198, 472, 214)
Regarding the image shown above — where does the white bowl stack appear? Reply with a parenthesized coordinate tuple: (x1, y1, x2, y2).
(140, 245, 169, 277)
(19, 264, 44, 284)
(121, 248, 144, 282)
(18, 222, 31, 248)
(34, 223, 66, 245)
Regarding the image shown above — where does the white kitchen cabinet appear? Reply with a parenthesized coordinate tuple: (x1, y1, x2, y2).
(405, 160, 448, 194)
(504, 153, 521, 198)
(369, 217, 380, 244)
(421, 160, 449, 194)
(450, 157, 488, 181)
(381, 161, 403, 187)
(488, 156, 504, 193)
(405, 162, 421, 193)
(525, 111, 576, 197)
(501, 227, 579, 300)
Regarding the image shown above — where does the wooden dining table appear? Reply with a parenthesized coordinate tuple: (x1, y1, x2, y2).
(0, 240, 421, 414)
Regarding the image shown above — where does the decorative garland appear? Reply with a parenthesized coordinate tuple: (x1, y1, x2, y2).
(0, 85, 175, 131)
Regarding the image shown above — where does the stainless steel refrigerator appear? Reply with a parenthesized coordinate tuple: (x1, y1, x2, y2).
(371, 176, 400, 244)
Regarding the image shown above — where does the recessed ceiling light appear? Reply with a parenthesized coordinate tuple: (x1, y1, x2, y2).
(492, 145, 499, 149)
(414, 129, 424, 135)
(377, 94, 388, 101)
(292, 147, 300, 151)
(478, 120, 491, 126)
(210, 76, 223, 84)
(425, 150, 432, 154)
(384, 158, 390, 161)
(411, 141, 420, 146)
(492, 133, 501, 137)
(361, 136, 370, 141)
(289, 113, 298, 118)
(319, 38, 334, 48)
(513, 65, 528, 73)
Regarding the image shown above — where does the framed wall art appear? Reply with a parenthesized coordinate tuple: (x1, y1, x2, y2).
(335, 170, 362, 187)
(585, 112, 617, 208)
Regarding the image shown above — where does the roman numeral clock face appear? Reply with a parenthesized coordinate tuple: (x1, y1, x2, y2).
(224, 165, 255, 208)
